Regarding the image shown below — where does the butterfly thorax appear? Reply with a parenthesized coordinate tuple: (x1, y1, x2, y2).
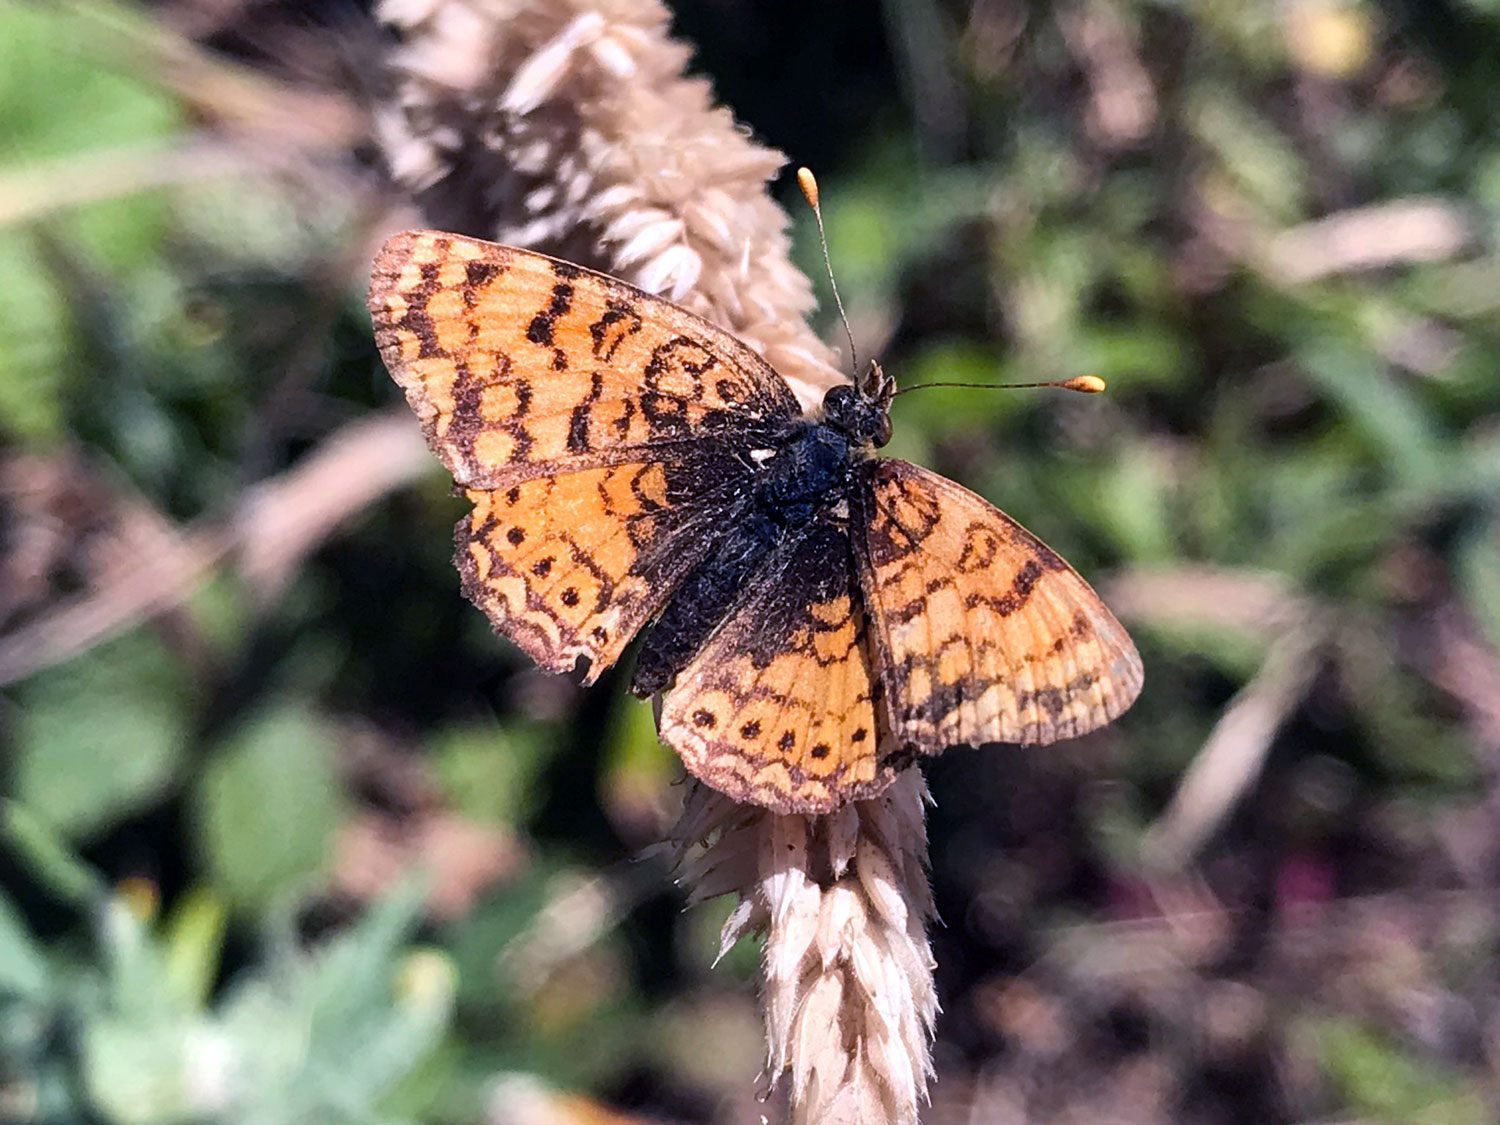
(760, 423, 851, 524)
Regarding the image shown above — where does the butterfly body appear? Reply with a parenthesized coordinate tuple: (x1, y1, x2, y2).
(369, 229, 1143, 813)
(631, 405, 871, 697)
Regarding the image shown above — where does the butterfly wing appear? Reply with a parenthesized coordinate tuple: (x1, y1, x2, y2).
(369, 230, 800, 488)
(369, 229, 801, 680)
(656, 521, 903, 814)
(456, 450, 752, 681)
(853, 459, 1142, 750)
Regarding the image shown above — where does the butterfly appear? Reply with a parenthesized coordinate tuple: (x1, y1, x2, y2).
(368, 229, 1143, 813)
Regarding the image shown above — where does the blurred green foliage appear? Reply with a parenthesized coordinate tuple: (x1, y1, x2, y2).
(1, 822, 447, 1124)
(0, 2, 180, 443)
(4, 0, 1500, 1121)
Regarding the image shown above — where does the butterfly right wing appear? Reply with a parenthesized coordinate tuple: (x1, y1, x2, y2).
(369, 229, 802, 679)
(656, 521, 904, 813)
(853, 458, 1142, 750)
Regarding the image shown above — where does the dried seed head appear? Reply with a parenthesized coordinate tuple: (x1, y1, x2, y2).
(372, 5, 939, 1117)
(375, 0, 846, 408)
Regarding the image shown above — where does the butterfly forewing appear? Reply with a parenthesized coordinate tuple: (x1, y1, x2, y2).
(657, 521, 901, 814)
(368, 230, 801, 489)
(854, 459, 1143, 751)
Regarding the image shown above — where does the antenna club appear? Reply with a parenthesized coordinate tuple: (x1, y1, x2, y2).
(1064, 374, 1107, 394)
(797, 167, 820, 208)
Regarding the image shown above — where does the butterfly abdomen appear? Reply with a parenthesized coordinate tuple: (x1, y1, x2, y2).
(631, 511, 781, 695)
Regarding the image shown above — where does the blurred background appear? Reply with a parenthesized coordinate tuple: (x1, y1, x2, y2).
(3, 0, 1500, 1121)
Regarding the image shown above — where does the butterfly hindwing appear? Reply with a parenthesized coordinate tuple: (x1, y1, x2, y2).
(457, 449, 754, 682)
(368, 230, 801, 489)
(656, 521, 902, 814)
(854, 459, 1143, 750)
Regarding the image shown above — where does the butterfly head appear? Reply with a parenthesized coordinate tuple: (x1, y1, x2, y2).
(822, 360, 894, 450)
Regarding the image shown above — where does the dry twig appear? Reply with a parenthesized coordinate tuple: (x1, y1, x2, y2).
(0, 411, 432, 686)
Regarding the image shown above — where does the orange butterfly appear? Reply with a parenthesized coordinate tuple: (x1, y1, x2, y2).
(368, 229, 1142, 813)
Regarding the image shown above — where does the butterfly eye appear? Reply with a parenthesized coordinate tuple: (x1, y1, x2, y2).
(821, 384, 857, 427)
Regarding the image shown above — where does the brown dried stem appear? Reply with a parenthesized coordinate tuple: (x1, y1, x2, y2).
(0, 412, 431, 686)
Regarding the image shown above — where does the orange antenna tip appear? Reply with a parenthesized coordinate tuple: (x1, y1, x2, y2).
(797, 167, 820, 208)
(1063, 374, 1107, 394)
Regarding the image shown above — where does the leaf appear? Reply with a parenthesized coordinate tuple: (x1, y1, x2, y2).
(1456, 518, 1500, 657)
(1086, 444, 1177, 563)
(0, 0, 182, 448)
(1311, 1018, 1487, 1123)
(429, 721, 560, 830)
(160, 888, 228, 1012)
(0, 236, 68, 442)
(11, 634, 189, 841)
(82, 900, 205, 1124)
(0, 4, 179, 161)
(82, 1013, 200, 1125)
(1, 799, 105, 906)
(216, 877, 451, 1122)
(191, 702, 344, 914)
(0, 887, 49, 998)
(1187, 92, 1308, 221)
(1296, 337, 1447, 491)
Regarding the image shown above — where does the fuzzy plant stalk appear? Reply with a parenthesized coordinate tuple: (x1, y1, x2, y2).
(672, 776, 936, 1121)
(373, 0, 939, 1119)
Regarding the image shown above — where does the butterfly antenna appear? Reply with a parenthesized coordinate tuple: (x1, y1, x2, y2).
(893, 374, 1108, 396)
(797, 167, 859, 378)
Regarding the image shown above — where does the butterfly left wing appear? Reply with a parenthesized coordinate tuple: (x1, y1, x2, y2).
(368, 230, 801, 489)
(456, 450, 753, 682)
(853, 459, 1142, 751)
(368, 229, 800, 680)
(656, 521, 905, 814)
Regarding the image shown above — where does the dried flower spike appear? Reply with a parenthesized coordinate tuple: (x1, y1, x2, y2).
(373, 2, 940, 1118)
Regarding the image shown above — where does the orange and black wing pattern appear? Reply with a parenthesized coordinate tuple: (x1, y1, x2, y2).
(370, 228, 1142, 810)
(368, 229, 800, 489)
(368, 230, 796, 678)
(456, 453, 749, 682)
(657, 522, 905, 814)
(853, 459, 1143, 752)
